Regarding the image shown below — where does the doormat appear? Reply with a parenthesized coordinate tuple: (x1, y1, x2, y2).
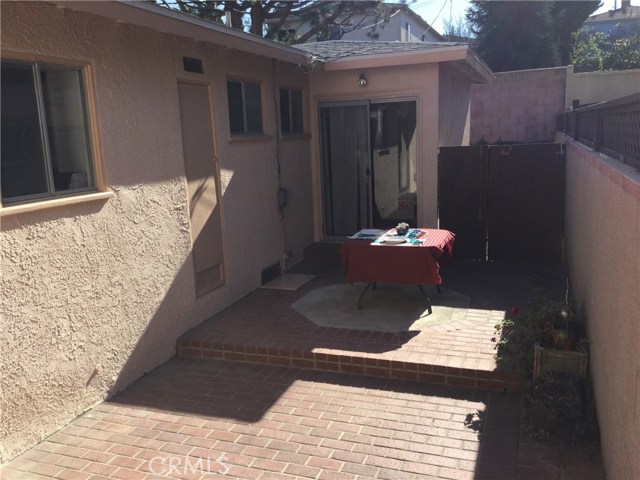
(291, 283, 470, 333)
(261, 274, 316, 291)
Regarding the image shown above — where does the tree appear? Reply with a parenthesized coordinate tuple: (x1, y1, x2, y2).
(442, 15, 473, 42)
(156, 1, 388, 44)
(571, 26, 640, 72)
(551, 1, 602, 65)
(466, 1, 599, 72)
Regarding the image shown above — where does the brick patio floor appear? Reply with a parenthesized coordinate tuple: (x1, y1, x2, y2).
(176, 244, 566, 392)
(0, 358, 522, 480)
(0, 245, 606, 479)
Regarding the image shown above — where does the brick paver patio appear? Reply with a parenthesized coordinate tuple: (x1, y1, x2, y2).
(0, 358, 521, 480)
(0, 245, 606, 479)
(176, 244, 560, 392)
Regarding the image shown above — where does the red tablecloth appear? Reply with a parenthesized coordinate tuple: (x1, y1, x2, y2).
(341, 229, 455, 285)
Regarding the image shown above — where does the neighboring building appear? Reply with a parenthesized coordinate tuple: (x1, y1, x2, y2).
(0, 1, 490, 463)
(583, 0, 640, 36)
(272, 2, 445, 43)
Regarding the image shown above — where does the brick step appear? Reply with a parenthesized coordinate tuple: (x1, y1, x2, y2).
(176, 338, 522, 393)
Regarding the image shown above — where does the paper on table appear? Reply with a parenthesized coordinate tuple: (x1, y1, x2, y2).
(347, 229, 385, 240)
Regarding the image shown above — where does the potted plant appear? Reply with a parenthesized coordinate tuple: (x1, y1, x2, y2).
(493, 294, 589, 380)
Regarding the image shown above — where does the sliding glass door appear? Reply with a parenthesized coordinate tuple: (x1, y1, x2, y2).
(319, 102, 371, 237)
(319, 99, 417, 238)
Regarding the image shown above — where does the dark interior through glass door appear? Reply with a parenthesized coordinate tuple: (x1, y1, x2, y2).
(319, 100, 417, 238)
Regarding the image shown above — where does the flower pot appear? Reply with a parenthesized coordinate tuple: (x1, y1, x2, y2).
(533, 342, 588, 380)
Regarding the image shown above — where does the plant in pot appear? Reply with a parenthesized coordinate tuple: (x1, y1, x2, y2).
(494, 292, 599, 453)
(493, 293, 589, 380)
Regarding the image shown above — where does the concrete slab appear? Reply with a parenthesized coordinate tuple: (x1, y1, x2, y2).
(291, 283, 470, 333)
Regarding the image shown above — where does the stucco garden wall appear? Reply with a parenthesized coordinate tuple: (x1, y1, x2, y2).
(560, 132, 640, 480)
(307, 63, 441, 233)
(438, 64, 471, 147)
(565, 66, 640, 109)
(471, 67, 566, 144)
(0, 2, 312, 463)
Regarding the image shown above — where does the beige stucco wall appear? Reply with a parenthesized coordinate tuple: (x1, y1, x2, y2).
(471, 67, 566, 144)
(0, 1, 312, 463)
(275, 63, 315, 266)
(560, 132, 640, 480)
(438, 64, 472, 147)
(565, 65, 640, 110)
(307, 63, 441, 235)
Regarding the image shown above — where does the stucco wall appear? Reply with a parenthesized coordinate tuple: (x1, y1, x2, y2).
(307, 63, 441, 233)
(471, 67, 566, 144)
(0, 1, 312, 463)
(275, 63, 315, 266)
(565, 66, 640, 109)
(438, 64, 472, 146)
(560, 133, 640, 480)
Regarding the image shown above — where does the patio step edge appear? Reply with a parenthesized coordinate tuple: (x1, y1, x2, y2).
(176, 341, 522, 393)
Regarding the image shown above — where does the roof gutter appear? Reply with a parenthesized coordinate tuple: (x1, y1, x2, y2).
(50, 0, 311, 65)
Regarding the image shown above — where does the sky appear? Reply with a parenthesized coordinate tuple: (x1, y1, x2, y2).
(408, 0, 629, 36)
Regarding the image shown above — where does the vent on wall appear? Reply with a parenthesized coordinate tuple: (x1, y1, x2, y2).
(261, 262, 282, 285)
(183, 57, 204, 74)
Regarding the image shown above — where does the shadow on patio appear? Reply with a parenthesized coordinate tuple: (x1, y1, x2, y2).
(1, 244, 604, 480)
(176, 243, 567, 392)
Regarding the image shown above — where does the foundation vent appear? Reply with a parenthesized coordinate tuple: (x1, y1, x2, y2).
(183, 57, 204, 74)
(261, 262, 282, 285)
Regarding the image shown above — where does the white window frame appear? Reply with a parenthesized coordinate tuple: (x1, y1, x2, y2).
(279, 87, 304, 135)
(226, 79, 264, 135)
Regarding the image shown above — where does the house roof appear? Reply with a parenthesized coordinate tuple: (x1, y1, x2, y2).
(50, 0, 310, 65)
(266, 2, 445, 41)
(294, 40, 494, 83)
(47, 2, 492, 82)
(584, 5, 640, 23)
(294, 40, 465, 62)
(374, 3, 446, 41)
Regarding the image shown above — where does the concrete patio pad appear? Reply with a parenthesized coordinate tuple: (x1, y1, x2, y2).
(291, 284, 470, 333)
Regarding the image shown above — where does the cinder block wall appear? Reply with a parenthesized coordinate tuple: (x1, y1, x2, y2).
(560, 132, 640, 480)
(471, 67, 566, 144)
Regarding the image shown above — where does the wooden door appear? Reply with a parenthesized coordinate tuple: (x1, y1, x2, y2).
(178, 82, 225, 296)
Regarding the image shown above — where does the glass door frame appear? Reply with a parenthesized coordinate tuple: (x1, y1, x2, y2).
(318, 100, 372, 241)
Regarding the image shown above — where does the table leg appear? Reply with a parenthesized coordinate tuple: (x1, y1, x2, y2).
(417, 285, 433, 315)
(357, 282, 374, 310)
(437, 284, 442, 294)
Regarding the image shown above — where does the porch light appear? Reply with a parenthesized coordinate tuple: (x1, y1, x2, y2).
(357, 73, 367, 87)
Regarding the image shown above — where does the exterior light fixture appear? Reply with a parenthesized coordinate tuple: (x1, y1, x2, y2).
(357, 73, 367, 87)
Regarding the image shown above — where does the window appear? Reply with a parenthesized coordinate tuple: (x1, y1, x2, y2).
(1, 60, 96, 205)
(279, 88, 303, 135)
(227, 80, 263, 134)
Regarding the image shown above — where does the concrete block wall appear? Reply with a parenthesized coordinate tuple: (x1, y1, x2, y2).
(471, 67, 566, 144)
(560, 132, 640, 480)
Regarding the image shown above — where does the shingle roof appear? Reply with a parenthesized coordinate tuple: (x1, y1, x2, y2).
(585, 5, 640, 23)
(293, 40, 467, 62)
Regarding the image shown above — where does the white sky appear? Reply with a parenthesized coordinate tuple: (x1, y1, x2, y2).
(408, 0, 631, 36)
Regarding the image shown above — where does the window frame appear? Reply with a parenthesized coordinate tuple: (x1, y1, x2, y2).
(226, 78, 264, 135)
(0, 52, 106, 210)
(279, 86, 305, 136)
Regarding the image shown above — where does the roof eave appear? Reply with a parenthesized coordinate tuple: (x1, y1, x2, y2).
(49, 0, 311, 65)
(323, 45, 470, 70)
(322, 44, 494, 83)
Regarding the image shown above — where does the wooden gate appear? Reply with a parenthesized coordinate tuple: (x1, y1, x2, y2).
(438, 143, 565, 263)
